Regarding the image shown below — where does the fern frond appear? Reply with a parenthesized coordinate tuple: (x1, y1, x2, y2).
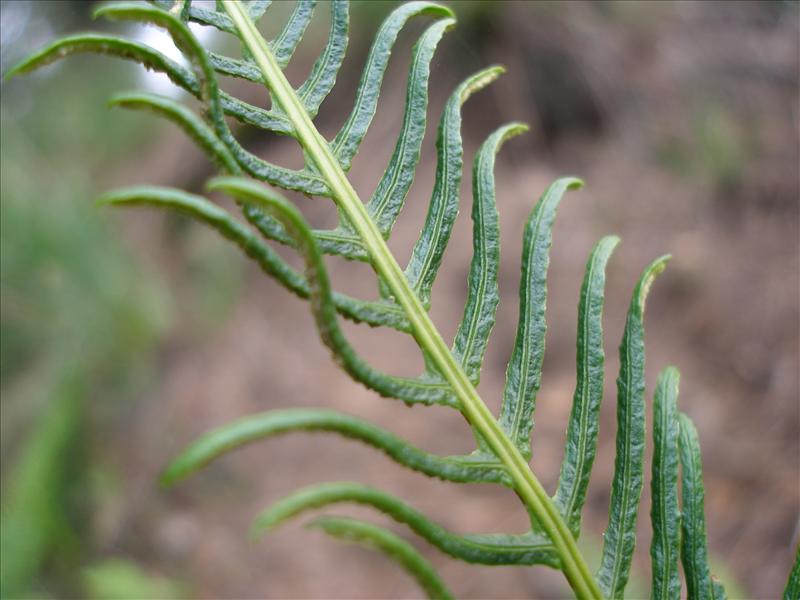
(2, 31, 295, 134)
(8, 1, 747, 597)
(307, 516, 454, 600)
(94, 4, 320, 190)
(5, 33, 194, 90)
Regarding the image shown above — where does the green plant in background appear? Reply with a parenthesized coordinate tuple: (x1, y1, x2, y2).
(7, 1, 799, 598)
(0, 41, 177, 597)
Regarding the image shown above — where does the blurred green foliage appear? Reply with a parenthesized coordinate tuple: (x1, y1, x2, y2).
(655, 99, 747, 193)
(82, 559, 187, 600)
(0, 56, 172, 597)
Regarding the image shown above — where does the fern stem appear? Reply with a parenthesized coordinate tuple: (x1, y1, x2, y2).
(223, 3, 602, 598)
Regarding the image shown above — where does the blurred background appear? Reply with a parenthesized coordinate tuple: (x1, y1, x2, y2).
(1, 1, 797, 598)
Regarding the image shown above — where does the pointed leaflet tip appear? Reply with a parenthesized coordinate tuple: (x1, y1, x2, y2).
(3, 63, 23, 80)
(462, 65, 505, 98)
(565, 177, 585, 191)
(498, 121, 530, 140)
(637, 254, 671, 313)
(425, 1, 456, 19)
(92, 3, 124, 20)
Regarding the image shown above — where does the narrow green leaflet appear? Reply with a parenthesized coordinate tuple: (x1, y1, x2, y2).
(597, 255, 670, 599)
(161, 408, 510, 487)
(404, 67, 504, 309)
(207, 51, 263, 82)
(678, 413, 727, 600)
(218, 94, 295, 133)
(244, 206, 369, 261)
(272, 0, 317, 68)
(553, 235, 619, 536)
(784, 548, 800, 600)
(308, 517, 454, 600)
(452, 123, 528, 385)
(253, 482, 559, 566)
(650, 367, 682, 600)
(331, 1, 454, 171)
(4, 34, 196, 90)
(109, 92, 239, 173)
(209, 177, 457, 406)
(365, 17, 454, 237)
(296, 0, 349, 118)
(98, 186, 410, 331)
(499, 177, 584, 460)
